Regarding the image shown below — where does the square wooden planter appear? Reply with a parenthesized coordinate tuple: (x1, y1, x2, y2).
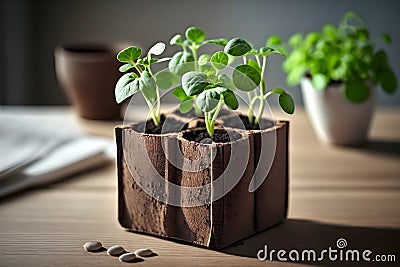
(115, 117, 288, 249)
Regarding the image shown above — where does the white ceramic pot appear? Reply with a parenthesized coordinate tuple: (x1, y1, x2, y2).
(301, 78, 377, 146)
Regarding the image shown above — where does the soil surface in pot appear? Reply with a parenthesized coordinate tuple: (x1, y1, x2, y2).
(224, 115, 274, 130)
(238, 115, 260, 130)
(183, 129, 242, 144)
(143, 114, 188, 134)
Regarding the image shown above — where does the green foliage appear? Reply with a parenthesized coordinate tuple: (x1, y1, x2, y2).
(186, 27, 205, 43)
(115, 72, 139, 104)
(169, 28, 295, 135)
(114, 26, 295, 136)
(283, 11, 397, 103)
(182, 72, 210, 96)
(115, 43, 171, 125)
(210, 52, 228, 70)
(224, 38, 252, 56)
(117, 46, 142, 63)
(155, 70, 178, 89)
(168, 51, 195, 76)
(232, 64, 261, 92)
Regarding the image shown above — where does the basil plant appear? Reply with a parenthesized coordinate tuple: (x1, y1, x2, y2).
(283, 11, 397, 103)
(171, 27, 295, 136)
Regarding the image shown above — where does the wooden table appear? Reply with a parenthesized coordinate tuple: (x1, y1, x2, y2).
(0, 106, 399, 266)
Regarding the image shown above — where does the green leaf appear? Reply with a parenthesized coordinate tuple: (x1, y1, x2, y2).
(372, 50, 388, 72)
(355, 28, 369, 41)
(232, 64, 261, 91)
(168, 51, 195, 76)
(119, 63, 135, 72)
(196, 87, 224, 112)
(279, 93, 295, 114)
(305, 32, 320, 45)
(202, 38, 229, 46)
(173, 86, 190, 101)
(312, 73, 328, 90)
(286, 66, 306, 86)
(198, 54, 210, 66)
(137, 57, 158, 65)
(182, 71, 210, 96)
(224, 38, 252, 56)
(115, 72, 139, 103)
(148, 42, 166, 56)
(323, 24, 337, 39)
(217, 73, 235, 91)
(140, 71, 157, 103)
(211, 51, 228, 70)
(247, 59, 261, 74)
(378, 69, 397, 94)
(117, 46, 142, 63)
(222, 90, 238, 110)
(381, 33, 391, 43)
(200, 64, 215, 75)
(270, 87, 285, 95)
(156, 57, 172, 63)
(288, 33, 303, 47)
(179, 99, 194, 113)
(266, 35, 282, 46)
(259, 46, 285, 57)
(170, 34, 182, 45)
(155, 70, 178, 89)
(185, 27, 205, 43)
(343, 79, 370, 103)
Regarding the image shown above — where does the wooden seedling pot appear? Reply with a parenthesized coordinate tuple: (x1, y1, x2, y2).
(115, 116, 288, 249)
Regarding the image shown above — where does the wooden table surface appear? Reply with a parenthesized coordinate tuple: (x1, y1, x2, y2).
(0, 106, 399, 266)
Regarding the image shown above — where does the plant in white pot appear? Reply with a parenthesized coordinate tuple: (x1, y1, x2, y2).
(282, 12, 397, 146)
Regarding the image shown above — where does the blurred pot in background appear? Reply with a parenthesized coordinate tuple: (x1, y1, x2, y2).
(282, 12, 397, 146)
(55, 43, 124, 120)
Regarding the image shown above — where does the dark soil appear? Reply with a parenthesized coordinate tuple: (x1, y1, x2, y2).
(223, 114, 274, 130)
(143, 114, 188, 134)
(183, 129, 242, 144)
(238, 115, 260, 130)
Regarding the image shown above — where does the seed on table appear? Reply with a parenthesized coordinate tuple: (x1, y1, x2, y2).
(119, 252, 137, 262)
(134, 248, 154, 257)
(107, 245, 125, 256)
(83, 241, 102, 252)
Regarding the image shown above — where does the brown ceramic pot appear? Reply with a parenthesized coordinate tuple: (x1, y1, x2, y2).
(55, 43, 124, 120)
(115, 115, 289, 249)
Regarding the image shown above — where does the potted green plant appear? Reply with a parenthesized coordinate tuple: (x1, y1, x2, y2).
(114, 27, 294, 249)
(282, 11, 397, 146)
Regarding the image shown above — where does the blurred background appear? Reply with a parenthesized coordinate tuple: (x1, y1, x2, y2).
(1, 0, 399, 106)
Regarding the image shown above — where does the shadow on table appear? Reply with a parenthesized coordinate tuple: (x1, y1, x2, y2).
(362, 139, 400, 158)
(223, 219, 400, 266)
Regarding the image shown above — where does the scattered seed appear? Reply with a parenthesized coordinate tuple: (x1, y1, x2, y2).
(83, 241, 102, 252)
(119, 252, 137, 262)
(134, 248, 153, 257)
(107, 245, 125, 256)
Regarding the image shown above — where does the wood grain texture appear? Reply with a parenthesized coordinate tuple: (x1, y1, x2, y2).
(0, 107, 399, 267)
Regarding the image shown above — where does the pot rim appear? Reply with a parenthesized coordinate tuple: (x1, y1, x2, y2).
(177, 126, 248, 146)
(54, 41, 132, 62)
(115, 113, 286, 138)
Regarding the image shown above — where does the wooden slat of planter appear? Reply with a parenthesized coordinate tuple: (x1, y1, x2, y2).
(115, 125, 176, 237)
(176, 140, 212, 246)
(254, 121, 289, 231)
(218, 136, 255, 248)
(210, 145, 224, 249)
